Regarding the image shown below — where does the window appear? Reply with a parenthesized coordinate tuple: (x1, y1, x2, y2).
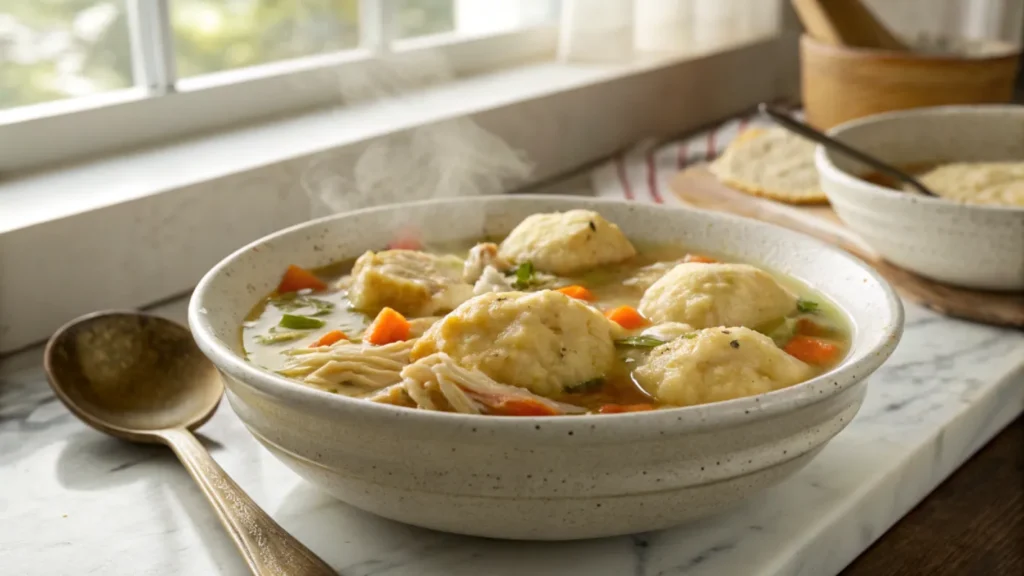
(0, 0, 559, 172)
(0, 1, 133, 110)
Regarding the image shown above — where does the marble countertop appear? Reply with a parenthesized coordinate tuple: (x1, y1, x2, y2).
(2, 297, 1022, 576)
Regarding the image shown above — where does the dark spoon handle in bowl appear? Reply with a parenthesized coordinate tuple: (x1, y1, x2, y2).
(758, 103, 939, 198)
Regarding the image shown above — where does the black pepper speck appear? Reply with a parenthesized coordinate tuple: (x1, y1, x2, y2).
(730, 340, 740, 349)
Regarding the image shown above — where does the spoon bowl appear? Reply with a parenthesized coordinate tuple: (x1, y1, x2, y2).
(44, 310, 336, 575)
(45, 311, 222, 442)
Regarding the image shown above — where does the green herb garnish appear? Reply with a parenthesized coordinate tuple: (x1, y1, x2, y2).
(511, 261, 535, 290)
(565, 378, 604, 394)
(797, 299, 819, 314)
(278, 314, 326, 330)
(758, 317, 797, 348)
(615, 336, 667, 348)
(255, 330, 306, 344)
(271, 293, 334, 315)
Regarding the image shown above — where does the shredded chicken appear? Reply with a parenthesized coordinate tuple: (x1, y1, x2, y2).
(463, 242, 511, 283)
(372, 353, 587, 415)
(280, 339, 414, 392)
(472, 265, 514, 295)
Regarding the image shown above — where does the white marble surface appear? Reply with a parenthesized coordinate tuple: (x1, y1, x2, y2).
(1, 297, 1022, 576)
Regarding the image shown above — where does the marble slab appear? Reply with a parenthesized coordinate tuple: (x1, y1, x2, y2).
(1, 297, 1022, 576)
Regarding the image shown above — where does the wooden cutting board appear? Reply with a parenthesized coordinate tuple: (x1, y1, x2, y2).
(670, 165, 1024, 328)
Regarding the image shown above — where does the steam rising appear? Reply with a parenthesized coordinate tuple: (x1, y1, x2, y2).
(302, 50, 533, 218)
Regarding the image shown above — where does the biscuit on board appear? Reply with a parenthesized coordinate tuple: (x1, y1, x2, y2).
(709, 126, 827, 204)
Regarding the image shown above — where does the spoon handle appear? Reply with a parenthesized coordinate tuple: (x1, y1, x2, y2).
(160, 428, 336, 576)
(758, 103, 938, 197)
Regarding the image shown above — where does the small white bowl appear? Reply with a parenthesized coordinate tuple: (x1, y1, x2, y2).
(189, 196, 902, 540)
(815, 105, 1024, 291)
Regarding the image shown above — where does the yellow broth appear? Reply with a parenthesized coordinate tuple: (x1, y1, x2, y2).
(243, 241, 851, 413)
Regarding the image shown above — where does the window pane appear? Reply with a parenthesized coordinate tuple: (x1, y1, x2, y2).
(171, 0, 360, 78)
(0, 1, 132, 110)
(394, 0, 454, 39)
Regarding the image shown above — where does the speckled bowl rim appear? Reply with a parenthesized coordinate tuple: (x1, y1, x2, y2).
(815, 104, 1024, 214)
(189, 196, 903, 435)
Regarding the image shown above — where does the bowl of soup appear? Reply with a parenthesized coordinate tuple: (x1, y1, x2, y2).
(189, 196, 902, 539)
(815, 105, 1024, 291)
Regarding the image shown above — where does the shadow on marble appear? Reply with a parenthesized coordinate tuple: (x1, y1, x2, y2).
(55, 430, 225, 491)
(55, 428, 249, 573)
(273, 482, 678, 576)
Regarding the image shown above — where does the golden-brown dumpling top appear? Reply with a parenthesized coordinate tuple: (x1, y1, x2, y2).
(499, 210, 636, 275)
(348, 250, 473, 316)
(411, 290, 616, 397)
(634, 327, 812, 406)
(639, 262, 796, 329)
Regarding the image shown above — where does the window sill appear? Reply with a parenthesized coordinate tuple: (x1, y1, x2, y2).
(0, 32, 798, 353)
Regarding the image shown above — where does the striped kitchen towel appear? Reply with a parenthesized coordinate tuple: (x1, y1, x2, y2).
(591, 110, 775, 203)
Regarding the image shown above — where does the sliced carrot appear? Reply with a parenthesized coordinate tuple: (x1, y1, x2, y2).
(604, 305, 648, 330)
(310, 330, 347, 348)
(684, 254, 718, 264)
(277, 264, 327, 294)
(556, 285, 595, 302)
(784, 335, 840, 365)
(796, 318, 827, 337)
(485, 397, 561, 417)
(598, 403, 657, 414)
(387, 237, 423, 251)
(386, 228, 423, 251)
(365, 307, 411, 345)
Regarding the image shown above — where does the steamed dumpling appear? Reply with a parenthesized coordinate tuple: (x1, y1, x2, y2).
(499, 210, 636, 275)
(348, 250, 473, 316)
(639, 263, 796, 329)
(411, 290, 616, 397)
(634, 327, 812, 406)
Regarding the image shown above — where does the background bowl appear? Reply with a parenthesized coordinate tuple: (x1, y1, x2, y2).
(189, 196, 902, 540)
(815, 105, 1024, 291)
(801, 34, 1021, 130)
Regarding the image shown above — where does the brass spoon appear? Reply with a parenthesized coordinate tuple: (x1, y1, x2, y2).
(44, 311, 336, 576)
(758, 102, 939, 198)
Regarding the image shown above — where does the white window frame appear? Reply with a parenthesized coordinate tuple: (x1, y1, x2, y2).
(0, 0, 559, 174)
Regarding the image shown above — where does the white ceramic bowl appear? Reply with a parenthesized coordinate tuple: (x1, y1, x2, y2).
(815, 105, 1024, 291)
(189, 196, 903, 540)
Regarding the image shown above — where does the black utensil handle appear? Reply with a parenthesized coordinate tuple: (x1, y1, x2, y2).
(758, 103, 938, 198)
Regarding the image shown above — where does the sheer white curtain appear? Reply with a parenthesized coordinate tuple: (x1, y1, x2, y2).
(862, 0, 1023, 46)
(557, 0, 1023, 63)
(558, 0, 783, 62)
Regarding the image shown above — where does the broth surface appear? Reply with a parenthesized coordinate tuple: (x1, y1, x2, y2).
(243, 239, 850, 414)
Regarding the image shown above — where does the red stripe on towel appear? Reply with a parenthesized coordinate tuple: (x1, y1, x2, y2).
(615, 154, 634, 201)
(645, 151, 664, 204)
(705, 125, 718, 161)
(677, 140, 690, 169)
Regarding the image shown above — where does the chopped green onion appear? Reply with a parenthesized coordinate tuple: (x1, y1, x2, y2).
(278, 314, 325, 330)
(615, 336, 667, 348)
(255, 331, 306, 344)
(511, 261, 535, 290)
(797, 299, 819, 314)
(565, 378, 604, 394)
